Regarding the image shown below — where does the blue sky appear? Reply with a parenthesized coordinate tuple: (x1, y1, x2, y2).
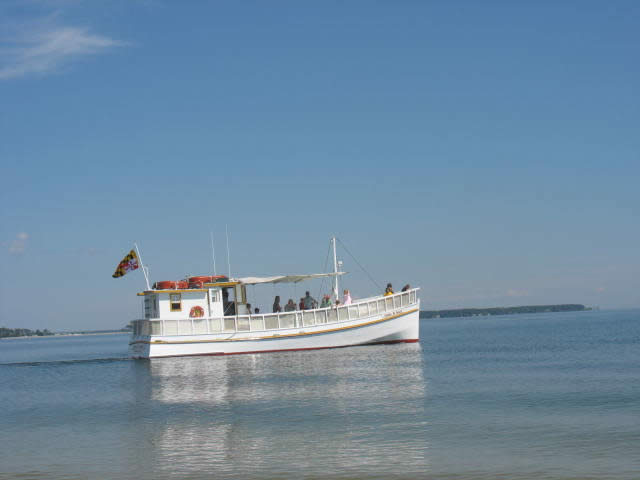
(1, 1, 639, 330)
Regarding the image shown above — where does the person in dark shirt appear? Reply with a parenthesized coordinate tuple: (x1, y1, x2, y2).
(273, 296, 282, 313)
(303, 291, 317, 310)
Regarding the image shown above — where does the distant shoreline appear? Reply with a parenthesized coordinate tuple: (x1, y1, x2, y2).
(0, 331, 128, 340)
(3, 304, 595, 338)
(420, 304, 591, 319)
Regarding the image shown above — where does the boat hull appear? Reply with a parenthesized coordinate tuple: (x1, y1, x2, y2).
(130, 307, 419, 359)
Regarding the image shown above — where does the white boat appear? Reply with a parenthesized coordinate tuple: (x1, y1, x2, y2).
(129, 238, 420, 358)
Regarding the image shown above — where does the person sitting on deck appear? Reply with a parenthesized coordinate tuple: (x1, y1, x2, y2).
(303, 291, 316, 310)
(320, 294, 332, 308)
(272, 296, 282, 313)
(245, 303, 253, 315)
(254, 307, 260, 314)
(299, 298, 305, 310)
(384, 283, 394, 296)
(284, 299, 297, 311)
(401, 284, 410, 292)
(343, 289, 352, 305)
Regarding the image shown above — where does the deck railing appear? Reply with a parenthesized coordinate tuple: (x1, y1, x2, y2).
(132, 288, 419, 337)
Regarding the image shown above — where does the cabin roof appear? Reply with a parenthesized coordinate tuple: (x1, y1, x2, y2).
(138, 272, 345, 295)
(236, 272, 346, 285)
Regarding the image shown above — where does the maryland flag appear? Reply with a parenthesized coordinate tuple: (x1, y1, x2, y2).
(112, 249, 139, 278)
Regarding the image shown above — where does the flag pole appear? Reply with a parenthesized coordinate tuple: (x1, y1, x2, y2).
(134, 242, 151, 290)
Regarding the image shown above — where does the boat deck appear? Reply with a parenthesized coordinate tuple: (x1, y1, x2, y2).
(131, 289, 419, 338)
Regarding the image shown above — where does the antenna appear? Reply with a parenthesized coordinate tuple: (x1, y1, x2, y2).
(210, 230, 217, 276)
(332, 236, 339, 300)
(225, 225, 231, 278)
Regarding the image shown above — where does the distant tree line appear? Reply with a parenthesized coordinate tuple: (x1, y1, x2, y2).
(420, 304, 588, 319)
(0, 327, 54, 338)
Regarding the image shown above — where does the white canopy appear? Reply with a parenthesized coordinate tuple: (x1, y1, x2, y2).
(237, 272, 346, 285)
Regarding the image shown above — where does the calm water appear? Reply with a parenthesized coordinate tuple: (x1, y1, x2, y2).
(1, 310, 639, 480)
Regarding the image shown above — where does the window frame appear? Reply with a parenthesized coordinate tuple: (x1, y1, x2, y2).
(170, 293, 182, 312)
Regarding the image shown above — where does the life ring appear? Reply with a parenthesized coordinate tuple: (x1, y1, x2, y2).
(189, 306, 205, 318)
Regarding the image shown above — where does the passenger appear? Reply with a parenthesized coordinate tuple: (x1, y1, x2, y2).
(254, 307, 260, 314)
(299, 298, 305, 310)
(343, 289, 352, 305)
(246, 303, 252, 315)
(273, 295, 282, 313)
(384, 283, 394, 296)
(320, 294, 332, 308)
(284, 299, 296, 311)
(303, 291, 317, 310)
(335, 300, 341, 306)
(401, 284, 410, 292)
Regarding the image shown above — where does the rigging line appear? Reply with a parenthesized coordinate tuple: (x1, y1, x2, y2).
(317, 239, 332, 302)
(336, 237, 383, 291)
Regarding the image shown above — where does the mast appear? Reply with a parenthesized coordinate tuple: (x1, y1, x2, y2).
(332, 236, 339, 300)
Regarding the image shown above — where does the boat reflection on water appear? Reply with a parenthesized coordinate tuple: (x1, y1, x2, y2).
(131, 343, 429, 478)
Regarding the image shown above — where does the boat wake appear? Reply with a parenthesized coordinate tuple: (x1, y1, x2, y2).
(0, 357, 132, 367)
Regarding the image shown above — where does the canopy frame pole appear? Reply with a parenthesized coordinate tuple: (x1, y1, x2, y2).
(332, 236, 339, 300)
(134, 242, 151, 291)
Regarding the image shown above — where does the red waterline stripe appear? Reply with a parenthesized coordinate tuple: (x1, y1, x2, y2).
(134, 338, 419, 359)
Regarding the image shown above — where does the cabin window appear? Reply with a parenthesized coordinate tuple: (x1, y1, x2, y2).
(144, 295, 158, 318)
(170, 293, 182, 312)
(144, 297, 153, 319)
(209, 289, 220, 303)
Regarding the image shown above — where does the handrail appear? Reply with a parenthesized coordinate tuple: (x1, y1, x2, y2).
(133, 288, 420, 337)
